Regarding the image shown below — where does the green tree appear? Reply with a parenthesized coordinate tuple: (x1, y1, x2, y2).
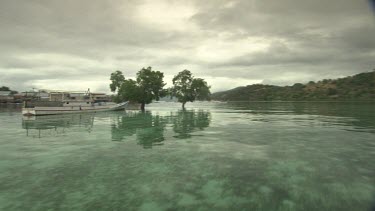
(111, 67, 166, 111)
(109, 70, 125, 92)
(117, 79, 141, 103)
(171, 70, 211, 109)
(292, 83, 304, 90)
(136, 67, 166, 110)
(0, 86, 10, 91)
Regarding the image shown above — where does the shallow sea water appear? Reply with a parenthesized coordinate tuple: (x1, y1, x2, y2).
(0, 102, 374, 211)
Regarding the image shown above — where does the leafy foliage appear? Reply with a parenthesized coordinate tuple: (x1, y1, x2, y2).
(118, 79, 141, 103)
(109, 70, 125, 92)
(191, 78, 211, 101)
(110, 67, 166, 110)
(171, 70, 211, 108)
(212, 71, 375, 101)
(136, 67, 166, 104)
(0, 86, 18, 94)
(0, 86, 10, 91)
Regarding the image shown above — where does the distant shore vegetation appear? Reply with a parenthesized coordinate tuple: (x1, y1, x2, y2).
(2, 71, 373, 106)
(211, 71, 375, 101)
(0, 86, 18, 94)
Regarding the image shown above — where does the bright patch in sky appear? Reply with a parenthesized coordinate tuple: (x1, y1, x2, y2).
(135, 0, 196, 31)
(196, 35, 269, 62)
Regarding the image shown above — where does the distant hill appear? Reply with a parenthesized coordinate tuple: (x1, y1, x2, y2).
(211, 71, 375, 101)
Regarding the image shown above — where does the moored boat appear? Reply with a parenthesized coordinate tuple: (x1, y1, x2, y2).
(22, 90, 128, 116)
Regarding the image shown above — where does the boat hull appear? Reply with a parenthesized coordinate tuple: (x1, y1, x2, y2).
(22, 102, 128, 116)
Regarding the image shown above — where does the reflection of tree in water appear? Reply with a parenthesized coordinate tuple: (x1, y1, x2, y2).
(171, 110, 211, 139)
(111, 110, 212, 148)
(111, 111, 166, 148)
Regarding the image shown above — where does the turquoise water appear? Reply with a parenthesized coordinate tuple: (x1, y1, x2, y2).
(0, 102, 374, 211)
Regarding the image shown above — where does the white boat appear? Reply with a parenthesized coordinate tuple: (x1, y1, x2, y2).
(21, 89, 128, 116)
(22, 101, 129, 116)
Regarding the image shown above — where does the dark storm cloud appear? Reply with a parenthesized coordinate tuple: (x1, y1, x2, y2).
(0, 0, 374, 92)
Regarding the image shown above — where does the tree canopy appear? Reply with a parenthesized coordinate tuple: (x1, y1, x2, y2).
(0, 86, 10, 91)
(110, 67, 166, 111)
(171, 70, 211, 108)
(109, 70, 125, 92)
(0, 86, 18, 94)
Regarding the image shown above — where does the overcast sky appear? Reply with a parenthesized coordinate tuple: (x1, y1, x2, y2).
(1, 0, 374, 93)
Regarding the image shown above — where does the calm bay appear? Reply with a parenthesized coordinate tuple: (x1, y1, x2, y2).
(0, 102, 374, 210)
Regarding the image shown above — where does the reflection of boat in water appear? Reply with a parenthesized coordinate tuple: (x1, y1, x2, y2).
(22, 113, 95, 137)
(22, 90, 128, 116)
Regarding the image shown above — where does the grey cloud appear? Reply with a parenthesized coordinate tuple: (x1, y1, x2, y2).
(219, 41, 374, 68)
(0, 0, 189, 60)
(189, 0, 375, 85)
(191, 0, 375, 53)
(0, 0, 374, 92)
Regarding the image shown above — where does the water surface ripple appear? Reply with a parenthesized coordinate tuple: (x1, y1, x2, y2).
(0, 102, 374, 210)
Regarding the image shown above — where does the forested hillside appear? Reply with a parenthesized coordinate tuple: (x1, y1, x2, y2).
(212, 71, 375, 101)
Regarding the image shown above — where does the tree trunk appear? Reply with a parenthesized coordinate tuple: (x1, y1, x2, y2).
(141, 102, 145, 112)
(182, 102, 186, 110)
